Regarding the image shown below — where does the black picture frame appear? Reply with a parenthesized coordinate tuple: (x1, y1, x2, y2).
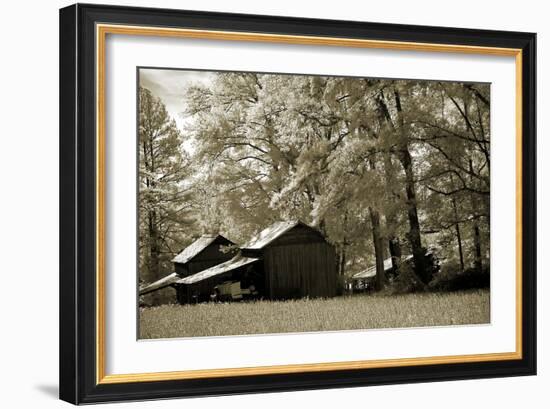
(59, 3, 536, 404)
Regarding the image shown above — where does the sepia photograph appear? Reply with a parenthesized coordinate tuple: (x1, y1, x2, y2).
(55, 3, 537, 404)
(137, 67, 491, 339)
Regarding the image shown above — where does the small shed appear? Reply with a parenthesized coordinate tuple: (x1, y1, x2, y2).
(172, 234, 235, 277)
(139, 234, 235, 301)
(351, 257, 396, 281)
(350, 255, 416, 291)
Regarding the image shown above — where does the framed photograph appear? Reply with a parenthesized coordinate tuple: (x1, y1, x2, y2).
(59, 3, 536, 404)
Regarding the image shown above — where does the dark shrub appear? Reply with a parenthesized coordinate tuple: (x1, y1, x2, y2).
(387, 250, 440, 294)
(430, 265, 490, 292)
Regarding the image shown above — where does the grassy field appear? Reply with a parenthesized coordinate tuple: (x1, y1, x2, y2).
(139, 289, 490, 339)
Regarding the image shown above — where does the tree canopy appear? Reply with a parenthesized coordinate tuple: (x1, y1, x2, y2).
(138, 71, 490, 295)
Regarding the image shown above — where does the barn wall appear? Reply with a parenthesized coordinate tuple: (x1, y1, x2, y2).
(174, 238, 235, 278)
(173, 237, 235, 303)
(264, 241, 337, 299)
(174, 263, 188, 276)
(193, 238, 234, 263)
(178, 255, 237, 303)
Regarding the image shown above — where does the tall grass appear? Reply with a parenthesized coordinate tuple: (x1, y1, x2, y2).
(139, 289, 490, 339)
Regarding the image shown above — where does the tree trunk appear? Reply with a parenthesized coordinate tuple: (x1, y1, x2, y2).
(394, 90, 429, 283)
(472, 222, 482, 272)
(369, 207, 386, 291)
(147, 208, 160, 304)
(452, 196, 465, 272)
(375, 94, 402, 276)
(449, 174, 464, 272)
(338, 245, 347, 276)
(388, 236, 402, 275)
(468, 159, 483, 272)
(339, 211, 348, 276)
(383, 153, 402, 275)
(367, 156, 386, 291)
(400, 150, 428, 283)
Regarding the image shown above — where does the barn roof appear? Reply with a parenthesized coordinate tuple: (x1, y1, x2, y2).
(171, 234, 231, 264)
(139, 272, 179, 295)
(351, 255, 413, 280)
(177, 255, 260, 285)
(243, 220, 312, 249)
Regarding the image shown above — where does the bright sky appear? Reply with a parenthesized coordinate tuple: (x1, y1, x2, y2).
(139, 68, 214, 132)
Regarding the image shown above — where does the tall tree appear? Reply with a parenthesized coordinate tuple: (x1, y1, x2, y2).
(412, 82, 490, 271)
(139, 86, 190, 303)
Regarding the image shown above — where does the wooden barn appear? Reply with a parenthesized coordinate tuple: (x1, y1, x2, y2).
(177, 220, 338, 301)
(139, 234, 235, 302)
(140, 221, 338, 303)
(239, 220, 337, 299)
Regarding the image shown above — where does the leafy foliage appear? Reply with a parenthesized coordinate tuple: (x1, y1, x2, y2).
(139, 72, 490, 295)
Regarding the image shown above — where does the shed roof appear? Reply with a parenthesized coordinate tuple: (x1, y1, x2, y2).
(243, 220, 310, 249)
(171, 234, 231, 264)
(177, 255, 260, 285)
(351, 255, 413, 280)
(139, 272, 179, 295)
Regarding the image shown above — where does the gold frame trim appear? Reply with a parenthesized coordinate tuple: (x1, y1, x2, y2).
(96, 23, 523, 385)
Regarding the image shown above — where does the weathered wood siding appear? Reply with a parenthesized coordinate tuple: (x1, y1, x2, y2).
(174, 236, 234, 276)
(263, 226, 337, 299)
(174, 236, 235, 303)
